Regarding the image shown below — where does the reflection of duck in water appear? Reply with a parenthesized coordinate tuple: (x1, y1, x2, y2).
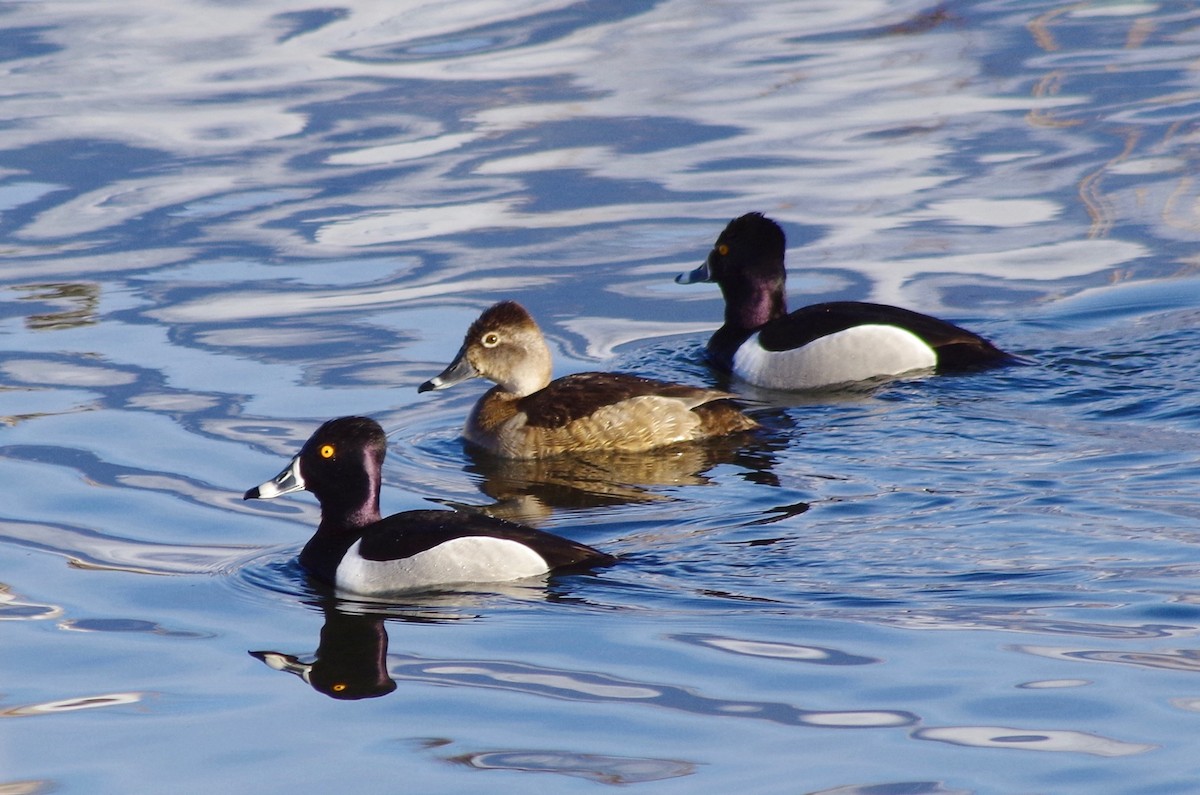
(251, 604, 396, 700)
(250, 604, 698, 781)
(244, 417, 614, 596)
(419, 301, 758, 459)
(251, 599, 918, 732)
(678, 213, 1012, 390)
(459, 430, 786, 525)
(251, 585, 574, 699)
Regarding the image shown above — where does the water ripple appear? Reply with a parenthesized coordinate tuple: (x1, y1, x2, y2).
(443, 747, 696, 785)
(5, 1, 1200, 791)
(912, 725, 1154, 758)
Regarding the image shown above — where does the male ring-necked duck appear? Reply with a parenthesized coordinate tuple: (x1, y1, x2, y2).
(418, 301, 758, 459)
(243, 416, 614, 594)
(677, 213, 1012, 390)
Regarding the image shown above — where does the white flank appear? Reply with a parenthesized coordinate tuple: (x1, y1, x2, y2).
(733, 324, 937, 390)
(335, 537, 550, 595)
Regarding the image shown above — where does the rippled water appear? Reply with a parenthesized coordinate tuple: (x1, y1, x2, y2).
(5, 1, 1200, 792)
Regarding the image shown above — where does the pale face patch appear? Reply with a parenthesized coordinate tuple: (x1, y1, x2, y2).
(733, 324, 937, 390)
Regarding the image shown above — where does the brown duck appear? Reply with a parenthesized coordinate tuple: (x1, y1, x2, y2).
(419, 301, 757, 459)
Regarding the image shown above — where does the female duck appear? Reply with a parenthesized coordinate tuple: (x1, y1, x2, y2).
(418, 301, 757, 459)
(677, 213, 1011, 390)
(244, 416, 614, 594)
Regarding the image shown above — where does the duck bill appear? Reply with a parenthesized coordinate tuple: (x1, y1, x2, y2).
(249, 650, 312, 683)
(418, 347, 480, 392)
(676, 255, 713, 284)
(244, 455, 305, 500)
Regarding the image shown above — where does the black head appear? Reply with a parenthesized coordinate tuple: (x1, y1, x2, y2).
(706, 212, 787, 283)
(245, 416, 386, 529)
(298, 416, 386, 496)
(678, 213, 788, 331)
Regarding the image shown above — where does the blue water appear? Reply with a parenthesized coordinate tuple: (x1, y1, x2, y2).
(5, 1, 1200, 792)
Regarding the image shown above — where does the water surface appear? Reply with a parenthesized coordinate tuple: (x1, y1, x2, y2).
(4, 1, 1200, 793)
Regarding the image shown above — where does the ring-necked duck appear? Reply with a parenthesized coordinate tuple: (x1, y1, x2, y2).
(418, 301, 758, 458)
(677, 213, 1011, 390)
(243, 416, 614, 594)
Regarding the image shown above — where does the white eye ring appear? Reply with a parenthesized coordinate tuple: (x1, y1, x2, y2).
(481, 332, 500, 348)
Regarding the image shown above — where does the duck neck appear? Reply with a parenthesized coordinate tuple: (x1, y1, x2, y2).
(722, 269, 786, 331)
(314, 453, 384, 535)
(320, 491, 382, 531)
(299, 487, 381, 585)
(500, 337, 553, 397)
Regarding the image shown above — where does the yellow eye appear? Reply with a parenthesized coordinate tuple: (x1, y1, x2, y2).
(716, 243, 729, 256)
(332, 683, 347, 692)
(319, 444, 335, 459)
(481, 332, 500, 348)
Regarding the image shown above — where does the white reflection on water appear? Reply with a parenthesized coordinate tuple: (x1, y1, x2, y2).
(424, 665, 662, 699)
(0, 692, 145, 718)
(7, 2, 1200, 793)
(2, 360, 137, 388)
(445, 748, 696, 785)
(1015, 645, 1200, 673)
(558, 315, 715, 359)
(147, 275, 550, 324)
(808, 783, 969, 795)
(0, 520, 256, 576)
(676, 633, 880, 665)
(5, 0, 1188, 312)
(0, 585, 62, 622)
(394, 655, 917, 729)
(913, 725, 1154, 758)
